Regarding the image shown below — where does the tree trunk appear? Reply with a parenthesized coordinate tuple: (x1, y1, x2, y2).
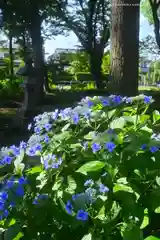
(30, 6, 44, 106)
(110, 0, 140, 96)
(9, 29, 14, 81)
(90, 51, 103, 89)
(44, 65, 51, 93)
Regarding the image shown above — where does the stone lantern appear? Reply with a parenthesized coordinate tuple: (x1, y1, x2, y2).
(16, 57, 37, 122)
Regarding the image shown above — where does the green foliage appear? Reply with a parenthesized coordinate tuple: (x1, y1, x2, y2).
(0, 78, 23, 100)
(1, 94, 160, 239)
(102, 53, 110, 74)
(67, 52, 90, 76)
(141, 0, 153, 25)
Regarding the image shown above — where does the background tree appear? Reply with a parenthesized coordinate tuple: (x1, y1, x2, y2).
(141, 0, 160, 49)
(140, 35, 160, 59)
(1, 0, 67, 106)
(53, 0, 110, 88)
(110, 0, 140, 96)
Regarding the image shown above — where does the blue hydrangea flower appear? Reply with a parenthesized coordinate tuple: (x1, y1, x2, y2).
(83, 142, 88, 150)
(105, 142, 116, 152)
(150, 146, 159, 153)
(72, 194, 80, 201)
(16, 185, 24, 197)
(27, 147, 36, 156)
(0, 202, 5, 211)
(34, 115, 42, 123)
(35, 143, 42, 152)
(87, 100, 94, 107)
(82, 111, 91, 119)
(52, 157, 62, 169)
(33, 194, 48, 205)
(107, 129, 114, 134)
(76, 209, 89, 221)
(9, 202, 15, 208)
(2, 155, 13, 165)
(10, 145, 20, 156)
(102, 99, 110, 106)
(65, 200, 73, 215)
(60, 108, 72, 119)
(112, 95, 122, 104)
(99, 183, 109, 193)
(84, 179, 94, 187)
(141, 144, 147, 150)
(3, 210, 9, 217)
(44, 123, 52, 131)
(125, 97, 132, 104)
(91, 143, 101, 153)
(72, 113, 79, 124)
(85, 188, 97, 204)
(44, 135, 50, 143)
(20, 141, 27, 149)
(51, 109, 59, 120)
(34, 126, 41, 134)
(6, 177, 15, 189)
(0, 192, 8, 201)
(18, 176, 27, 185)
(144, 96, 152, 104)
(43, 154, 62, 170)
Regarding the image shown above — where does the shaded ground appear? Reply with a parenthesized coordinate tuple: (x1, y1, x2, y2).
(0, 88, 160, 148)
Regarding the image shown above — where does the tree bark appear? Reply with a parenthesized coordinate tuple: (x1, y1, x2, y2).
(89, 50, 103, 89)
(44, 65, 51, 93)
(30, 6, 44, 106)
(110, 0, 140, 96)
(149, 0, 160, 50)
(9, 28, 14, 80)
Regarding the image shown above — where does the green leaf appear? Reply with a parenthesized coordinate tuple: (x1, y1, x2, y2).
(144, 237, 160, 240)
(13, 232, 24, 240)
(52, 178, 62, 191)
(4, 224, 23, 240)
(81, 233, 92, 240)
(26, 166, 42, 175)
(76, 161, 105, 174)
(140, 215, 149, 229)
(62, 123, 71, 132)
(84, 131, 96, 140)
(66, 176, 77, 194)
(153, 110, 160, 123)
(53, 131, 71, 141)
(123, 226, 143, 240)
(156, 176, 160, 186)
(110, 117, 125, 129)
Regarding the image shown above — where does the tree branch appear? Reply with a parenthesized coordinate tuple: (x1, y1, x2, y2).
(149, 0, 160, 49)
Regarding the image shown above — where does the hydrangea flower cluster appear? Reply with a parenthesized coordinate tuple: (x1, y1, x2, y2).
(41, 154, 63, 170)
(65, 179, 109, 221)
(0, 176, 27, 220)
(0, 93, 159, 227)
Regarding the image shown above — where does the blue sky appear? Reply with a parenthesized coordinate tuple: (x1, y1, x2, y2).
(44, 13, 154, 56)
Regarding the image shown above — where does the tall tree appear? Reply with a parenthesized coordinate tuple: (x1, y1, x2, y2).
(110, 0, 140, 96)
(54, 0, 110, 88)
(141, 0, 160, 49)
(1, 0, 66, 105)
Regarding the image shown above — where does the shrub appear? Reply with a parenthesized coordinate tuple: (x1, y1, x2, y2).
(0, 94, 160, 239)
(0, 79, 23, 101)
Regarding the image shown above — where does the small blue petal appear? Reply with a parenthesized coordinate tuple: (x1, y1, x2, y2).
(65, 200, 73, 215)
(76, 209, 89, 221)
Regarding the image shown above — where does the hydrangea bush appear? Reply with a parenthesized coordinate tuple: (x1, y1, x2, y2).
(0, 94, 160, 239)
